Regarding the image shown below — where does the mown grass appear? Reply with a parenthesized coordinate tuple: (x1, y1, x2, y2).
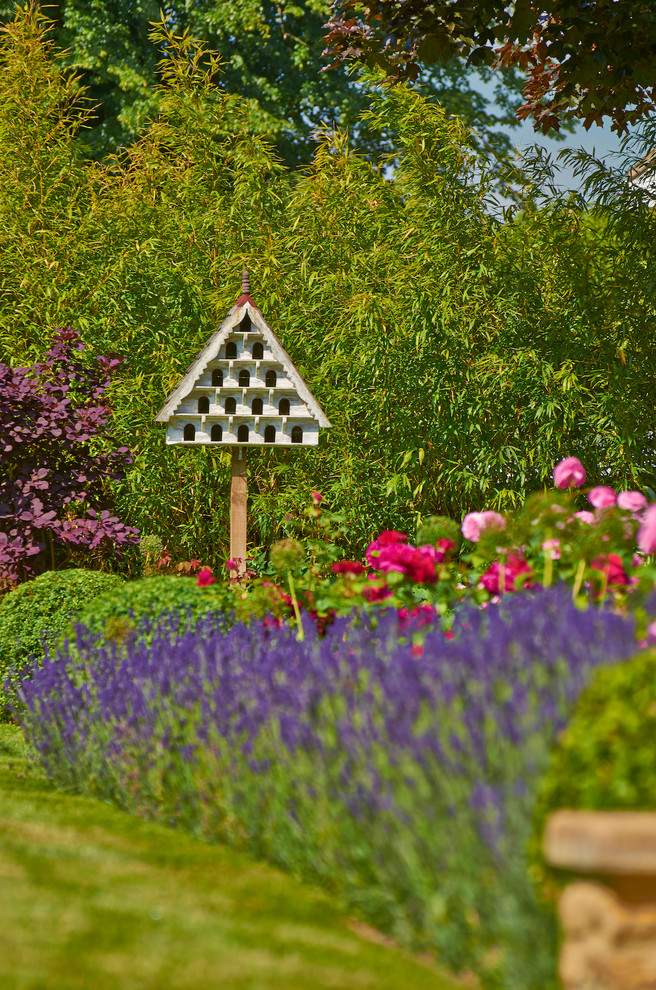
(0, 725, 462, 990)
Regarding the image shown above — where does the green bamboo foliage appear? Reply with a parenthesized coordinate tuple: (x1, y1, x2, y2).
(1, 6, 655, 568)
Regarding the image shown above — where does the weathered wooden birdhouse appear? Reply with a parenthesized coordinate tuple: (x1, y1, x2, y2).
(155, 269, 331, 578)
(155, 269, 331, 447)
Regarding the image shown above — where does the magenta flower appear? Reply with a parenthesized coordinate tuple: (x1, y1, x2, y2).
(590, 553, 628, 587)
(196, 567, 217, 587)
(478, 555, 533, 595)
(311, 491, 323, 505)
(574, 510, 595, 525)
(375, 543, 439, 584)
(331, 560, 366, 576)
(365, 530, 407, 567)
(638, 504, 656, 555)
(617, 490, 648, 512)
(553, 457, 586, 489)
(588, 486, 616, 509)
(461, 510, 505, 542)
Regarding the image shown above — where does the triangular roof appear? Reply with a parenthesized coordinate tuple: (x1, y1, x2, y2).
(155, 296, 331, 429)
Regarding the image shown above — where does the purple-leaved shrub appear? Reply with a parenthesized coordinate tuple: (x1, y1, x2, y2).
(16, 586, 638, 988)
(0, 328, 139, 588)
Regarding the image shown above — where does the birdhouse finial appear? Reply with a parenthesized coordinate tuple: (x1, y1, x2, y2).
(241, 267, 251, 296)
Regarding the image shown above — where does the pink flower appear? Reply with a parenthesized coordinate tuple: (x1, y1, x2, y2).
(375, 543, 439, 584)
(542, 538, 561, 560)
(377, 530, 407, 545)
(311, 491, 323, 505)
(617, 491, 648, 512)
(196, 567, 217, 587)
(574, 510, 595, 525)
(588, 486, 617, 509)
(365, 530, 407, 566)
(591, 552, 628, 587)
(553, 457, 586, 489)
(225, 558, 237, 570)
(361, 579, 391, 602)
(638, 504, 656, 555)
(479, 555, 533, 594)
(461, 511, 505, 542)
(397, 604, 437, 629)
(331, 560, 366, 576)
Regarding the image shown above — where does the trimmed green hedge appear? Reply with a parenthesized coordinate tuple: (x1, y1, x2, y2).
(0, 569, 124, 718)
(531, 646, 656, 896)
(71, 575, 234, 646)
(536, 646, 656, 815)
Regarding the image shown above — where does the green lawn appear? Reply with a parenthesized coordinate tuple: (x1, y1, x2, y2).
(0, 725, 463, 990)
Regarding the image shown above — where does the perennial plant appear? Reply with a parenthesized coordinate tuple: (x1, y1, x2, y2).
(17, 587, 639, 988)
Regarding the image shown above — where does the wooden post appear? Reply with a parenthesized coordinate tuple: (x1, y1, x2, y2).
(230, 446, 247, 580)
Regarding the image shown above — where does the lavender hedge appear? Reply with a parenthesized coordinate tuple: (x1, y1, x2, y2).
(16, 587, 637, 988)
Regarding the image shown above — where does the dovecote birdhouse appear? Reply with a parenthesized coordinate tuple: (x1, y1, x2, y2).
(155, 269, 331, 579)
(155, 270, 331, 447)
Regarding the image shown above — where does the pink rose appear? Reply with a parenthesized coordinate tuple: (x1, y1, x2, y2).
(542, 538, 561, 560)
(553, 457, 586, 489)
(638, 504, 656, 555)
(196, 567, 217, 587)
(461, 510, 505, 542)
(365, 530, 407, 566)
(574, 510, 595, 525)
(331, 560, 366, 575)
(591, 553, 628, 587)
(375, 543, 438, 584)
(461, 512, 485, 541)
(479, 555, 533, 594)
(588, 486, 617, 509)
(617, 490, 648, 512)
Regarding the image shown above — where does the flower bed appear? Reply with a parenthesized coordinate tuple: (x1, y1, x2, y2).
(17, 586, 638, 989)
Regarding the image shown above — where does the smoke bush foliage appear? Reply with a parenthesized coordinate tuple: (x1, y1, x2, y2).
(18, 587, 637, 988)
(0, 327, 139, 587)
(0, 8, 655, 565)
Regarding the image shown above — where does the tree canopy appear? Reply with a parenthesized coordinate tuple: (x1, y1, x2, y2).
(0, 0, 527, 166)
(1, 5, 655, 567)
(324, 0, 656, 135)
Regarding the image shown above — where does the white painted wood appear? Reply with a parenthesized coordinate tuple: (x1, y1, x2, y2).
(155, 300, 331, 434)
(165, 418, 320, 446)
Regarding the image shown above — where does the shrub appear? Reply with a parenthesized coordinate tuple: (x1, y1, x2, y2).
(71, 575, 234, 646)
(18, 586, 638, 989)
(0, 327, 139, 588)
(528, 643, 656, 921)
(533, 644, 656, 835)
(0, 567, 123, 717)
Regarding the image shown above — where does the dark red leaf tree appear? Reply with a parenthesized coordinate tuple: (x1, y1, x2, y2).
(323, 1, 656, 135)
(0, 328, 139, 589)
